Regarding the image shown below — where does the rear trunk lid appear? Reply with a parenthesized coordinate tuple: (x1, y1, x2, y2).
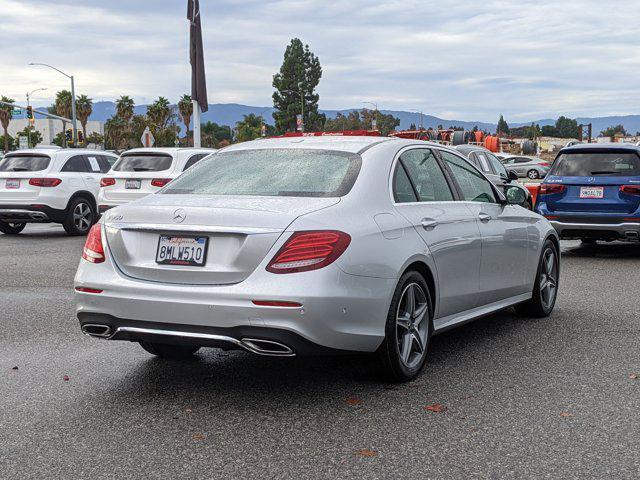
(0, 154, 52, 203)
(103, 152, 176, 203)
(545, 176, 640, 214)
(104, 194, 339, 285)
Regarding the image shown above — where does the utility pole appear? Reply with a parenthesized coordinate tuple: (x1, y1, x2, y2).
(363, 101, 378, 130)
(26, 88, 46, 148)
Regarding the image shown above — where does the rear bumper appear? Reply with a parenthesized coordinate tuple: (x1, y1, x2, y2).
(0, 204, 66, 223)
(549, 220, 640, 240)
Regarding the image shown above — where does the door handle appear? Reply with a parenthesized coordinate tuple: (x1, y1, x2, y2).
(420, 218, 438, 230)
(478, 212, 492, 223)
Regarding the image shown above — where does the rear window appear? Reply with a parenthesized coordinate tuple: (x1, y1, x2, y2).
(163, 149, 361, 197)
(0, 155, 50, 172)
(550, 151, 640, 177)
(113, 154, 173, 172)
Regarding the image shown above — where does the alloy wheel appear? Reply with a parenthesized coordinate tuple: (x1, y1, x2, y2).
(73, 203, 92, 232)
(396, 283, 429, 369)
(528, 170, 539, 179)
(539, 247, 558, 310)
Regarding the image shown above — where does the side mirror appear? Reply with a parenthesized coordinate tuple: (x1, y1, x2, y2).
(504, 185, 528, 206)
(508, 170, 518, 182)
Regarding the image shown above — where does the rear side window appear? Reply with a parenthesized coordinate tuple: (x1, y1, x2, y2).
(164, 149, 361, 197)
(393, 164, 418, 203)
(97, 156, 113, 173)
(113, 154, 173, 172)
(487, 154, 508, 177)
(399, 149, 454, 202)
(550, 151, 640, 177)
(183, 153, 210, 171)
(61, 155, 89, 172)
(474, 152, 493, 173)
(0, 155, 50, 172)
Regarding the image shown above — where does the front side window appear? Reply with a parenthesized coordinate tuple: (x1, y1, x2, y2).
(163, 149, 361, 197)
(550, 151, 640, 177)
(0, 155, 50, 172)
(61, 155, 89, 173)
(113, 154, 173, 172)
(398, 149, 454, 202)
(487, 153, 509, 178)
(440, 151, 496, 203)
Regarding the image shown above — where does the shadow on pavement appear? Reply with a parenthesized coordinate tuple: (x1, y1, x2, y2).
(561, 241, 640, 259)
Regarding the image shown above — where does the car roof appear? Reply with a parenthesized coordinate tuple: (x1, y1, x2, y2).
(121, 147, 216, 156)
(221, 136, 397, 154)
(4, 148, 117, 157)
(454, 144, 492, 156)
(560, 143, 640, 153)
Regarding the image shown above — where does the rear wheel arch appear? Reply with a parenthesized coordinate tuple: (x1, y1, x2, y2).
(66, 191, 97, 213)
(401, 261, 436, 321)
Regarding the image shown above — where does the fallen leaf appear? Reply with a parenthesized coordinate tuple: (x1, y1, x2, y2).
(559, 412, 574, 418)
(192, 433, 205, 441)
(63, 375, 70, 382)
(346, 396, 362, 406)
(357, 449, 377, 457)
(11, 366, 18, 371)
(424, 403, 447, 413)
(630, 373, 638, 380)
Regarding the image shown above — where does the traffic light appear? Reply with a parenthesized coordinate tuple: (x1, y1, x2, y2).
(65, 129, 73, 145)
(77, 130, 84, 146)
(26, 106, 33, 120)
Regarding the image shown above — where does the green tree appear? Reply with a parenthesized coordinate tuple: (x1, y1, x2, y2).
(105, 116, 127, 150)
(115, 96, 135, 124)
(600, 124, 627, 138)
(86, 132, 104, 147)
(0, 135, 15, 151)
(272, 38, 325, 133)
(75, 94, 93, 142)
(178, 94, 193, 146)
(201, 121, 232, 147)
(0, 96, 14, 153)
(54, 90, 73, 120)
(147, 97, 177, 146)
(555, 116, 580, 138)
(497, 114, 510, 135)
(235, 114, 265, 142)
(360, 109, 400, 136)
(14, 126, 43, 147)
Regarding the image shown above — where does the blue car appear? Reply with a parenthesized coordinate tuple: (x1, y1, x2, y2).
(535, 143, 640, 242)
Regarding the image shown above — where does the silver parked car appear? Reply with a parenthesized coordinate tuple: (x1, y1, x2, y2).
(501, 155, 551, 179)
(75, 136, 560, 381)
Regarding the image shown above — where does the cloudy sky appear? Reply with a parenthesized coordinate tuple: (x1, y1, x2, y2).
(2, 0, 640, 122)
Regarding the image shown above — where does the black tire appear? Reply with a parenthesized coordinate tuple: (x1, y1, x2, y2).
(515, 239, 559, 318)
(139, 341, 200, 360)
(377, 271, 432, 382)
(0, 221, 26, 235)
(63, 197, 95, 236)
(527, 169, 539, 179)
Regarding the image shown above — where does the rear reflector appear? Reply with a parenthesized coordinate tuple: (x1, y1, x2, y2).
(151, 178, 172, 187)
(266, 230, 351, 274)
(75, 287, 103, 294)
(252, 300, 303, 308)
(82, 224, 105, 263)
(544, 215, 558, 220)
(29, 178, 61, 187)
(620, 185, 640, 196)
(539, 184, 565, 195)
(100, 178, 116, 187)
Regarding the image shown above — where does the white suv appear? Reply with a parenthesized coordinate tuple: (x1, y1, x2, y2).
(97, 147, 216, 213)
(0, 149, 118, 235)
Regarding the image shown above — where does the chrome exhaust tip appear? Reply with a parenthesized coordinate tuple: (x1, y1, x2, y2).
(81, 324, 113, 339)
(241, 338, 294, 356)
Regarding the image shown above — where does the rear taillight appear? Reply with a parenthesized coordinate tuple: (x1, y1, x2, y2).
(620, 185, 640, 196)
(539, 162, 551, 167)
(29, 178, 61, 187)
(539, 184, 565, 195)
(266, 230, 351, 274)
(75, 287, 103, 294)
(151, 178, 172, 187)
(100, 178, 116, 187)
(82, 224, 105, 263)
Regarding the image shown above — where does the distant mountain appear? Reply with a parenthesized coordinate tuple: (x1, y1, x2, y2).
(22, 101, 640, 136)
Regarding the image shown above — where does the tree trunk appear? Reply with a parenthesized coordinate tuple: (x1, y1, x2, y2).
(184, 118, 191, 146)
(3, 126, 7, 153)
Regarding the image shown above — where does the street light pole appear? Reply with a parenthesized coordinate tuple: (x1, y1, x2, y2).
(29, 63, 78, 146)
(363, 101, 378, 130)
(26, 88, 47, 148)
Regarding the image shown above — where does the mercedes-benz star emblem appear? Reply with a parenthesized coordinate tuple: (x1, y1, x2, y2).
(173, 208, 186, 223)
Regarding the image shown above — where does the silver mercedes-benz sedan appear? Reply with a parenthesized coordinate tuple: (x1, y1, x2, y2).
(75, 135, 560, 381)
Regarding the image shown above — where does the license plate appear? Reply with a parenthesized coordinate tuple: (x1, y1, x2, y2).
(580, 186, 604, 199)
(6, 179, 20, 189)
(156, 236, 208, 266)
(125, 179, 141, 189)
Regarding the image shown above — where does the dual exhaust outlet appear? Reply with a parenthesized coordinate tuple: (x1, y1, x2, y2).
(81, 324, 294, 356)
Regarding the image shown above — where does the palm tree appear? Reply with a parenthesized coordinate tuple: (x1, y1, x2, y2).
(75, 95, 93, 142)
(115, 96, 135, 124)
(0, 96, 14, 153)
(54, 90, 73, 120)
(105, 116, 126, 150)
(178, 94, 192, 146)
(147, 97, 172, 129)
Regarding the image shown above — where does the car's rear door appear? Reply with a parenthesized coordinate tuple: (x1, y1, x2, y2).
(83, 154, 104, 197)
(439, 150, 529, 303)
(391, 147, 482, 320)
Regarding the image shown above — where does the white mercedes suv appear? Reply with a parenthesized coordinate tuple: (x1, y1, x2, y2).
(0, 149, 118, 235)
(97, 147, 216, 214)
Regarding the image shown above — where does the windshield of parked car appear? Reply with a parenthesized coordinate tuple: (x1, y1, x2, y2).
(0, 154, 50, 172)
(163, 149, 361, 197)
(550, 151, 640, 176)
(112, 154, 173, 172)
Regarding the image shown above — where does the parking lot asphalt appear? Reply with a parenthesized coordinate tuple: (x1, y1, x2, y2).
(1, 225, 639, 479)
